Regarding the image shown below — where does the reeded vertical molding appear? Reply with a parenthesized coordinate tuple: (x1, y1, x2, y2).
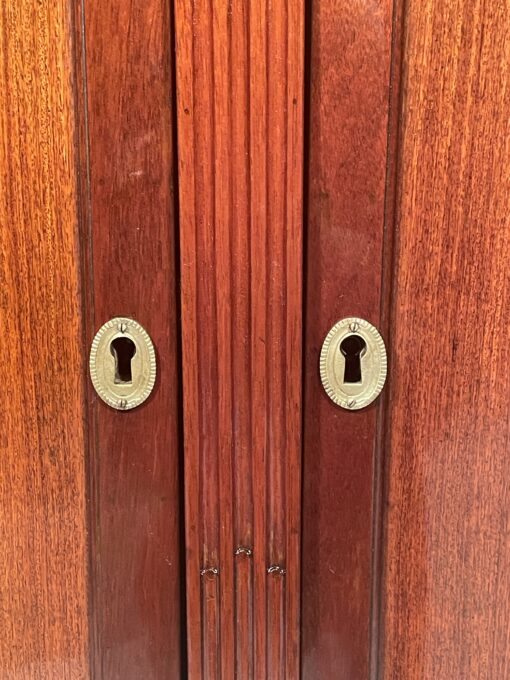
(174, 0, 304, 676)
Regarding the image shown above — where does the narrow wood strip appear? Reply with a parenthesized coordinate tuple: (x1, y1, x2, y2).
(230, 1, 254, 675)
(371, 0, 406, 675)
(211, 4, 236, 678)
(249, 3, 269, 676)
(302, 0, 395, 677)
(0, 1, 89, 675)
(285, 1, 305, 675)
(174, 0, 201, 676)
(79, 0, 183, 676)
(175, 0, 304, 676)
(202, 574, 221, 678)
(234, 559, 253, 677)
(266, 1, 289, 676)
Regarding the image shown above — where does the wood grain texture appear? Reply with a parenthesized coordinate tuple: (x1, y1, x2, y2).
(174, 1, 304, 677)
(78, 1, 183, 677)
(382, 1, 510, 678)
(0, 1, 90, 678)
(302, 1, 395, 677)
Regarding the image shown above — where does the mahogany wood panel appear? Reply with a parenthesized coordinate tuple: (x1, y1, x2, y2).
(302, 1, 396, 677)
(77, 1, 183, 677)
(382, 1, 510, 678)
(0, 1, 90, 677)
(174, 1, 304, 677)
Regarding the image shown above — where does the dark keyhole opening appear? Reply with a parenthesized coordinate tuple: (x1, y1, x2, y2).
(340, 334, 367, 384)
(110, 337, 136, 384)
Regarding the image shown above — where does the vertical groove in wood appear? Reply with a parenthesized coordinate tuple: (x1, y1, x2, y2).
(77, 1, 183, 677)
(175, 0, 304, 676)
(0, 0, 90, 676)
(382, 1, 510, 678)
(371, 0, 406, 676)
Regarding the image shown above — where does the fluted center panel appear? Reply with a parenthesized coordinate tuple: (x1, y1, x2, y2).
(174, 1, 304, 677)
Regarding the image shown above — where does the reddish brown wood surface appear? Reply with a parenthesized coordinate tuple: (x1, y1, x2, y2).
(78, 1, 183, 677)
(174, 1, 304, 677)
(382, 1, 510, 678)
(0, 1, 90, 676)
(302, 1, 396, 677)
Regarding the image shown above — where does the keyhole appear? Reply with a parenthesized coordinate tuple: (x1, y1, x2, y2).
(110, 337, 136, 384)
(340, 334, 367, 383)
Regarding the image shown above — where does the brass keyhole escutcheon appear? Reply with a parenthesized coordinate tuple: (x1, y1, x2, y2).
(89, 317, 156, 410)
(320, 317, 387, 410)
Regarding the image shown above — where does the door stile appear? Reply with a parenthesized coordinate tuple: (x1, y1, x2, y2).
(302, 0, 398, 677)
(174, 1, 305, 677)
(74, 1, 184, 677)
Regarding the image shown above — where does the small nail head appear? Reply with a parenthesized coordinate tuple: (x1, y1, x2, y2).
(200, 567, 219, 577)
(235, 546, 253, 557)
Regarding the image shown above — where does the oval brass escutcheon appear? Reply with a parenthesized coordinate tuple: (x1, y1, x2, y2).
(320, 317, 387, 410)
(89, 317, 156, 410)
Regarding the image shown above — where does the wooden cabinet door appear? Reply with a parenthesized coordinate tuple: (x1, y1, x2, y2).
(381, 2, 510, 678)
(302, 0, 510, 679)
(2, 0, 510, 679)
(1, 1, 184, 678)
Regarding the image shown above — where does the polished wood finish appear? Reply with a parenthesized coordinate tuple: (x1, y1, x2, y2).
(302, 1, 396, 677)
(382, 1, 510, 677)
(78, 1, 183, 676)
(0, 1, 90, 676)
(5, 1, 510, 676)
(174, 0, 304, 676)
